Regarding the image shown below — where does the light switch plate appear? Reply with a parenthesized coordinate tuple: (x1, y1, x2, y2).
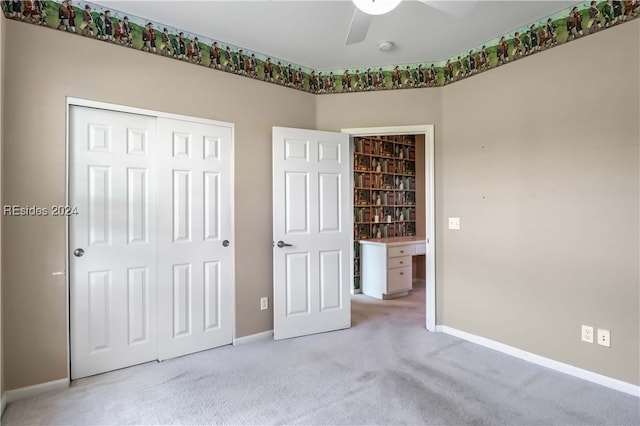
(448, 217, 460, 230)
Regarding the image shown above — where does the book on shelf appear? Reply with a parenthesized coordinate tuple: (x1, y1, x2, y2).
(403, 207, 416, 221)
(406, 192, 415, 204)
(383, 141, 394, 156)
(406, 222, 416, 234)
(363, 173, 371, 188)
(373, 174, 381, 188)
(355, 154, 370, 170)
(406, 161, 415, 175)
(373, 139, 382, 155)
(357, 190, 370, 204)
(363, 139, 373, 154)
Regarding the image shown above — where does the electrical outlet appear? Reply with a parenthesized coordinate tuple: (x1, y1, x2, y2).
(448, 217, 460, 230)
(581, 325, 594, 343)
(260, 297, 269, 311)
(597, 328, 610, 347)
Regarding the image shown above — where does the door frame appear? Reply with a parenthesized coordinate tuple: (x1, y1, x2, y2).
(341, 125, 436, 332)
(65, 96, 236, 378)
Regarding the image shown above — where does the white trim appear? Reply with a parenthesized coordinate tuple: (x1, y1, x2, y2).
(3, 378, 70, 405)
(436, 325, 640, 398)
(229, 123, 237, 344)
(423, 126, 436, 332)
(66, 97, 234, 129)
(233, 330, 273, 345)
(64, 98, 72, 384)
(342, 125, 431, 135)
(341, 125, 436, 332)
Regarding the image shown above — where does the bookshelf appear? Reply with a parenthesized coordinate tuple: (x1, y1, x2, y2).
(353, 135, 417, 290)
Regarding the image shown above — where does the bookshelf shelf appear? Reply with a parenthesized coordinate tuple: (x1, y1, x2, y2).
(353, 135, 417, 290)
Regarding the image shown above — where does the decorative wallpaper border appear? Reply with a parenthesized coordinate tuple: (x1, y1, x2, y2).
(3, 1, 639, 94)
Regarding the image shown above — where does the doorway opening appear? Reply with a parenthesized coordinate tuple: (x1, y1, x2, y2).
(343, 125, 436, 332)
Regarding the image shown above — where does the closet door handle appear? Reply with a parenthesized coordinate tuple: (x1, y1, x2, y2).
(222, 240, 230, 247)
(277, 241, 293, 248)
(73, 248, 85, 257)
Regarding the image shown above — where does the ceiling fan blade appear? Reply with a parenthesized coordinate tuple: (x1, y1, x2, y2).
(419, 0, 478, 18)
(345, 8, 374, 45)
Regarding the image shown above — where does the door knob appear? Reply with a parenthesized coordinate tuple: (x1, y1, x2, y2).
(277, 241, 293, 248)
(222, 240, 230, 247)
(73, 248, 85, 257)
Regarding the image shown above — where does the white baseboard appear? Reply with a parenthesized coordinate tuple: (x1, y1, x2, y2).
(4, 378, 69, 406)
(436, 325, 640, 398)
(233, 330, 273, 346)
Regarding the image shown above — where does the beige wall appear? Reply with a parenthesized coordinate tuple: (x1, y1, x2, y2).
(440, 21, 639, 385)
(2, 20, 315, 390)
(2, 17, 638, 391)
(319, 20, 639, 386)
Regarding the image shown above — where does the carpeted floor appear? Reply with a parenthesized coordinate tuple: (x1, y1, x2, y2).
(2, 281, 639, 425)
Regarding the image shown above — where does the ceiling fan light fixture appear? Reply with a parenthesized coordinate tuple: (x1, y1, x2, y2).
(353, 0, 402, 16)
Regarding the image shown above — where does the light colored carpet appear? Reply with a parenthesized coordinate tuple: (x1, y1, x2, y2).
(2, 281, 639, 425)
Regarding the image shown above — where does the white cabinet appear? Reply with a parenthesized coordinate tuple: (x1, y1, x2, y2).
(359, 237, 426, 299)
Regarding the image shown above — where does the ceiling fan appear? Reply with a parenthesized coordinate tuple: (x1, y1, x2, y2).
(346, 0, 478, 45)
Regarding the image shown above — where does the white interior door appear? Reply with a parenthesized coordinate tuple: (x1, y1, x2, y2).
(70, 106, 158, 379)
(157, 118, 234, 359)
(272, 127, 351, 340)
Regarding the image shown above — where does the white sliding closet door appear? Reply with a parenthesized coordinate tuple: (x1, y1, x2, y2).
(157, 118, 234, 360)
(70, 104, 234, 378)
(70, 106, 158, 379)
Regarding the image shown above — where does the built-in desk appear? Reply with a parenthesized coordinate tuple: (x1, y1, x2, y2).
(359, 237, 426, 299)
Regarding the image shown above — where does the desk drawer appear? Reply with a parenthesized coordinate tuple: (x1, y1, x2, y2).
(388, 245, 411, 258)
(387, 266, 412, 293)
(388, 255, 411, 269)
(414, 243, 426, 255)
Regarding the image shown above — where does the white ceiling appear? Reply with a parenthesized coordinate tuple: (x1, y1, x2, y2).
(91, 1, 578, 70)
